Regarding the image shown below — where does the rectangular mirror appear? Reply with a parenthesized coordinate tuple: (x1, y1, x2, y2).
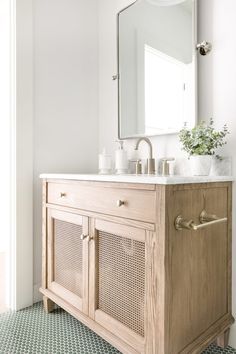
(118, 0, 197, 139)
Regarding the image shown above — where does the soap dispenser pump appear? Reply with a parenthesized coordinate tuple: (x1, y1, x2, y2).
(115, 140, 128, 175)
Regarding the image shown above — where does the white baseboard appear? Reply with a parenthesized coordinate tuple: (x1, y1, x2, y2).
(229, 323, 236, 348)
(33, 283, 43, 303)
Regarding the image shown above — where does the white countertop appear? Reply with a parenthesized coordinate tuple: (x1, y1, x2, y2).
(40, 173, 234, 185)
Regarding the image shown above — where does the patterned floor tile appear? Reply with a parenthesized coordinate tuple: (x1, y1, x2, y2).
(203, 344, 236, 354)
(0, 302, 235, 354)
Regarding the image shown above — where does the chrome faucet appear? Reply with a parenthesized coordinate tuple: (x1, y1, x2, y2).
(134, 137, 155, 175)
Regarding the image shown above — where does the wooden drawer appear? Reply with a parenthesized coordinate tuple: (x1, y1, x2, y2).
(47, 182, 156, 223)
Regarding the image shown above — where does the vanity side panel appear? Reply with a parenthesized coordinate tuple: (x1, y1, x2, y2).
(227, 182, 233, 316)
(145, 185, 168, 354)
(42, 180, 48, 289)
(166, 182, 232, 353)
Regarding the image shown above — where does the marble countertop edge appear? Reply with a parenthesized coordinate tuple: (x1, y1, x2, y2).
(39, 173, 234, 185)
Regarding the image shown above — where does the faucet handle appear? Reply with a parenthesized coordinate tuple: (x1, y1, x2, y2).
(161, 158, 175, 176)
(130, 159, 142, 175)
(147, 158, 156, 175)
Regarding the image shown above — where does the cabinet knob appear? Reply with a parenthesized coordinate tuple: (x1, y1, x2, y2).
(80, 234, 87, 240)
(81, 234, 93, 242)
(60, 192, 66, 198)
(117, 200, 125, 207)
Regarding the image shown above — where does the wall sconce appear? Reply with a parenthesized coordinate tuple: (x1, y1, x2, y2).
(196, 41, 212, 56)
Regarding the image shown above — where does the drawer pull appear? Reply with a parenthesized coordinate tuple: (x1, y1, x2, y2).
(117, 200, 125, 207)
(60, 192, 66, 198)
(175, 210, 227, 231)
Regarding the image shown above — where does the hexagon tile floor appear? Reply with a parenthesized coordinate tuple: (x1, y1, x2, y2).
(0, 302, 235, 354)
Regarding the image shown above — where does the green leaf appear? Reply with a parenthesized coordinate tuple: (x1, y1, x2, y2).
(179, 119, 229, 156)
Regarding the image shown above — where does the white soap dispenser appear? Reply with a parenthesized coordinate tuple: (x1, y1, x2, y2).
(115, 140, 128, 175)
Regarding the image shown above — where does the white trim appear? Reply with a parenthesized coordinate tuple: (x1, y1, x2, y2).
(0, 0, 12, 310)
(8, 0, 16, 311)
(33, 283, 43, 304)
(9, 0, 34, 311)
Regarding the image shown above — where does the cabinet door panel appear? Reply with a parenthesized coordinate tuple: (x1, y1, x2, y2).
(89, 219, 146, 352)
(47, 209, 88, 314)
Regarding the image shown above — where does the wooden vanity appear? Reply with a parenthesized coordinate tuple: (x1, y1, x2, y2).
(40, 175, 234, 354)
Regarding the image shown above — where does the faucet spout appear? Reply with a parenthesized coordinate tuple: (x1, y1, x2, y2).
(135, 137, 153, 159)
(134, 137, 155, 174)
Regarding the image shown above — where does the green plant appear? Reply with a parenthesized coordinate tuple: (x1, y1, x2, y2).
(179, 119, 229, 157)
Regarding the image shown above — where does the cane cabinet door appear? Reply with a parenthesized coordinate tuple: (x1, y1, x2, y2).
(89, 218, 147, 353)
(47, 209, 89, 315)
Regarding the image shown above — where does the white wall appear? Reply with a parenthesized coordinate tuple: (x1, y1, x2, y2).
(15, 0, 34, 310)
(33, 0, 99, 297)
(0, 0, 11, 253)
(98, 0, 236, 346)
(199, 0, 236, 347)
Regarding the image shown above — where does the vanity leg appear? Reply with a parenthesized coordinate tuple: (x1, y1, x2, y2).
(43, 296, 55, 313)
(216, 329, 230, 349)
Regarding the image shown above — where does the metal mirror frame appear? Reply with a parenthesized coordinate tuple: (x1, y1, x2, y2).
(117, 0, 197, 140)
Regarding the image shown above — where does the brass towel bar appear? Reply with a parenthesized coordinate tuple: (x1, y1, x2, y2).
(175, 210, 227, 231)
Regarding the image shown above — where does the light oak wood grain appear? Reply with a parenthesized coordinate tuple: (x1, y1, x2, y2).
(40, 180, 234, 354)
(47, 209, 89, 315)
(43, 296, 54, 313)
(88, 218, 97, 320)
(49, 282, 83, 310)
(145, 186, 167, 354)
(227, 184, 233, 316)
(166, 185, 231, 353)
(82, 217, 89, 315)
(47, 182, 156, 222)
(216, 328, 230, 349)
(91, 217, 147, 351)
(170, 182, 230, 192)
(45, 203, 155, 231)
(45, 178, 156, 191)
(95, 219, 146, 242)
(95, 310, 145, 353)
(42, 181, 47, 289)
(185, 316, 234, 353)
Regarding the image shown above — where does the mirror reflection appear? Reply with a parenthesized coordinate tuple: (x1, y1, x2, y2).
(118, 0, 196, 138)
